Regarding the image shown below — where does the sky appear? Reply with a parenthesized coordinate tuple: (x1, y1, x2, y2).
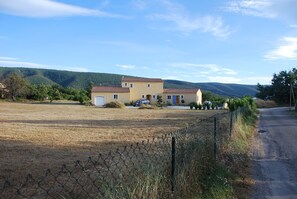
(0, 0, 297, 85)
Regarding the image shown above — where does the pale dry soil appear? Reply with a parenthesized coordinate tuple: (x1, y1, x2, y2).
(0, 102, 222, 182)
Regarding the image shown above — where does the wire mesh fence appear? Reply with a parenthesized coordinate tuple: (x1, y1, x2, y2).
(1, 109, 241, 199)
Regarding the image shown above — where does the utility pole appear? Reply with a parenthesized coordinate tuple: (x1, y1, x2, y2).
(289, 82, 292, 110)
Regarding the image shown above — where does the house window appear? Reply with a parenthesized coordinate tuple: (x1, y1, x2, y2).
(148, 84, 151, 88)
(167, 95, 172, 100)
(113, 94, 119, 100)
(141, 95, 145, 99)
(181, 95, 184, 99)
(130, 83, 133, 88)
(124, 82, 128, 87)
(153, 95, 156, 99)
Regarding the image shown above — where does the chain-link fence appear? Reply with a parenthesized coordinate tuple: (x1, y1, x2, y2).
(0, 109, 241, 199)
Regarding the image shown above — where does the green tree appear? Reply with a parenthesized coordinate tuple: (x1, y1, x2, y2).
(256, 68, 297, 104)
(256, 83, 273, 99)
(3, 73, 29, 101)
(76, 89, 89, 104)
(48, 85, 62, 102)
(27, 84, 48, 101)
(202, 91, 226, 107)
(157, 95, 163, 107)
(87, 81, 94, 99)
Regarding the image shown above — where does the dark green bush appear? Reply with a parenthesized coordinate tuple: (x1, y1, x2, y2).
(189, 102, 197, 110)
(104, 101, 125, 108)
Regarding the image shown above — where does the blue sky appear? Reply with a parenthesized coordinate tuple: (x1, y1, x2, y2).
(0, 0, 297, 85)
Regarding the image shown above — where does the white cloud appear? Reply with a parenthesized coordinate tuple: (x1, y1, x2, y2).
(243, 76, 271, 84)
(0, 57, 88, 72)
(116, 64, 136, 70)
(98, 40, 184, 55)
(222, 68, 238, 75)
(207, 75, 271, 84)
(0, 59, 43, 68)
(264, 37, 297, 60)
(0, 56, 18, 61)
(224, 0, 297, 23)
(168, 63, 237, 75)
(132, 0, 148, 10)
(148, 0, 231, 38)
(224, 0, 274, 18)
(163, 62, 272, 84)
(116, 64, 150, 70)
(0, 0, 123, 18)
(208, 76, 242, 83)
(64, 67, 88, 72)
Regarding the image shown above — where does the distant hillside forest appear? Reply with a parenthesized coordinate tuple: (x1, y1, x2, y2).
(0, 67, 257, 97)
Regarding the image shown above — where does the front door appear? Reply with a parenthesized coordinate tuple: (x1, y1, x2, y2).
(176, 95, 180, 105)
(146, 95, 152, 101)
(172, 96, 176, 105)
(172, 95, 180, 105)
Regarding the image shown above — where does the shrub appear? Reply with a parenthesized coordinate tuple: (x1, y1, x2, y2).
(84, 100, 93, 106)
(139, 104, 157, 109)
(211, 104, 215, 110)
(189, 102, 197, 110)
(157, 95, 163, 107)
(166, 101, 172, 106)
(104, 101, 125, 108)
(189, 102, 197, 109)
(255, 99, 277, 108)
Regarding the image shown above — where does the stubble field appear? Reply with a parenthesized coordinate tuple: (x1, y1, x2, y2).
(0, 102, 223, 182)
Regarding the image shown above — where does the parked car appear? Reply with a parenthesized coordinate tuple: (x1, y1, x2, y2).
(134, 99, 150, 106)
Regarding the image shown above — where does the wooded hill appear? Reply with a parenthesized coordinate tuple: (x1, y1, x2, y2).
(0, 67, 257, 97)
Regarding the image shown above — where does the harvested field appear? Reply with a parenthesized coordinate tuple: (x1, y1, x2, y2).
(0, 102, 224, 182)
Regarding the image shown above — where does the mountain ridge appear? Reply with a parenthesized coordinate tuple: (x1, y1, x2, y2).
(0, 67, 257, 97)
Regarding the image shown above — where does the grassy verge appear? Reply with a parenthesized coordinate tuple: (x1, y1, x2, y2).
(107, 107, 258, 199)
(200, 106, 257, 199)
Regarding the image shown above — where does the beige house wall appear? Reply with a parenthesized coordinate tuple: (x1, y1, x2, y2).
(122, 81, 163, 103)
(163, 90, 202, 105)
(91, 92, 130, 105)
(197, 89, 202, 104)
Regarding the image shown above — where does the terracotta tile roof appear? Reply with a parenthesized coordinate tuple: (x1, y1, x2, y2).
(122, 77, 163, 83)
(92, 86, 130, 93)
(163, 88, 200, 94)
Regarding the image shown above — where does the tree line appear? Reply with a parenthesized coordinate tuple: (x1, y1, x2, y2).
(0, 73, 235, 107)
(0, 73, 91, 104)
(256, 67, 297, 105)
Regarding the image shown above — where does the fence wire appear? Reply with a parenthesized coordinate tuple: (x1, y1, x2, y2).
(1, 109, 241, 199)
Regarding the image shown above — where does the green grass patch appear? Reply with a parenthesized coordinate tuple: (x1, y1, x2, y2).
(199, 104, 257, 199)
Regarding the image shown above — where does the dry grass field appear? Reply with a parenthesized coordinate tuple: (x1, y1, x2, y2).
(0, 102, 224, 182)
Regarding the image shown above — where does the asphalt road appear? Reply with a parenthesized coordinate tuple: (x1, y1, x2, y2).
(252, 107, 297, 199)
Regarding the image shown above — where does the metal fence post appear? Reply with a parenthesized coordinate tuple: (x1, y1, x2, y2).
(171, 136, 176, 195)
(214, 117, 217, 160)
(230, 111, 233, 136)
